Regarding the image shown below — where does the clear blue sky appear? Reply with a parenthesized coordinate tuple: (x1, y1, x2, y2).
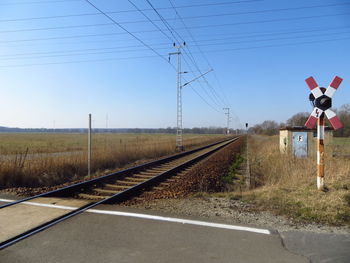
(0, 0, 349, 129)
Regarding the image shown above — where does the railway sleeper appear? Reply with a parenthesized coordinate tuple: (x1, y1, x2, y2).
(147, 168, 169, 173)
(158, 163, 181, 168)
(133, 174, 156, 178)
(165, 178, 177, 182)
(94, 188, 122, 195)
(124, 177, 148, 182)
(152, 186, 164, 191)
(78, 193, 108, 200)
(161, 163, 181, 168)
(112, 181, 139, 186)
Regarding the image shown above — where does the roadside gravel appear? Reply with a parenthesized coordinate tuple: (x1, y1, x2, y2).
(126, 196, 350, 234)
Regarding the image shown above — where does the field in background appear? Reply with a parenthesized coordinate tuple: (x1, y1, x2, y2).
(244, 135, 350, 226)
(0, 133, 227, 188)
(333, 137, 350, 157)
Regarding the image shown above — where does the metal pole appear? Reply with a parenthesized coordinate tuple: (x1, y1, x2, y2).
(223, 108, 230, 135)
(317, 114, 325, 190)
(170, 46, 212, 151)
(88, 113, 92, 178)
(175, 46, 183, 151)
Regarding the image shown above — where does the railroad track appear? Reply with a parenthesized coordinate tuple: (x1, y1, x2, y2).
(0, 136, 240, 249)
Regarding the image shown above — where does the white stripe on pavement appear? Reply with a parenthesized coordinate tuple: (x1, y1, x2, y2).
(0, 198, 271, 235)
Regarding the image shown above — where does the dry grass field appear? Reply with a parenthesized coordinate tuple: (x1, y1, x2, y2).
(0, 133, 227, 188)
(244, 135, 350, 226)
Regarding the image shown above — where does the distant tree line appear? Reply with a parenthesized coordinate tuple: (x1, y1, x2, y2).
(249, 104, 350, 137)
(0, 126, 242, 135)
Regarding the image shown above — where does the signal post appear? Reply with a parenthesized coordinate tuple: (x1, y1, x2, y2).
(304, 76, 344, 190)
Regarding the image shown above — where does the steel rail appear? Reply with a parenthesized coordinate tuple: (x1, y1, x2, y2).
(0, 136, 239, 250)
(0, 136, 236, 209)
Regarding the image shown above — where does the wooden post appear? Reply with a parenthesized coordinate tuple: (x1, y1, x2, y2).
(88, 114, 92, 178)
(317, 114, 325, 190)
(245, 123, 251, 189)
(246, 134, 251, 189)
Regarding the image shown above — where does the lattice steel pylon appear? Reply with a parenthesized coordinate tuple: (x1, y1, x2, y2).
(169, 44, 185, 151)
(223, 107, 230, 135)
(169, 43, 212, 151)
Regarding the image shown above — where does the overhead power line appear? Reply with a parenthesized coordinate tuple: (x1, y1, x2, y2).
(127, 0, 173, 42)
(148, 0, 224, 109)
(0, 54, 161, 68)
(2, 25, 349, 46)
(2, 29, 350, 60)
(144, 0, 223, 113)
(1, 36, 349, 68)
(0, 0, 262, 21)
(127, 0, 223, 115)
(149, 0, 232, 109)
(1, 11, 349, 35)
(83, 0, 172, 67)
(168, 0, 230, 108)
(1, 1, 349, 23)
(0, 0, 80, 5)
(202, 36, 350, 54)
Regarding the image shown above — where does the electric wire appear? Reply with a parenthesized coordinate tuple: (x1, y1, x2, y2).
(202, 36, 350, 54)
(127, 0, 173, 43)
(128, 0, 219, 109)
(1, 10, 349, 34)
(144, 0, 223, 113)
(181, 56, 223, 109)
(145, 0, 229, 110)
(131, 0, 221, 114)
(0, 0, 80, 5)
(145, 0, 224, 111)
(1, 1, 348, 24)
(0, 54, 161, 68)
(2, 30, 350, 60)
(1, 36, 349, 68)
(1, 25, 349, 47)
(83, 0, 221, 115)
(83, 0, 172, 67)
(168, 0, 231, 108)
(0, 0, 263, 22)
(168, 0, 241, 128)
(144, 0, 178, 42)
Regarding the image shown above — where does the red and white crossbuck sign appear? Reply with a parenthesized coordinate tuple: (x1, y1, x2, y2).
(305, 76, 343, 130)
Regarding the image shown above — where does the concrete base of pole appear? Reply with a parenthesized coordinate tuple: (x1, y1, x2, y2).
(317, 176, 325, 190)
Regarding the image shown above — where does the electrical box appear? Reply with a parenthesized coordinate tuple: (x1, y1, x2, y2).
(280, 126, 333, 158)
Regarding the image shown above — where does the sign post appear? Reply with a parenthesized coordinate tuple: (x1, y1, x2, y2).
(245, 123, 250, 188)
(88, 113, 92, 178)
(304, 76, 343, 190)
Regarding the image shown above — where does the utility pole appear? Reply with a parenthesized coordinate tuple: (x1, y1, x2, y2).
(223, 107, 230, 135)
(245, 122, 250, 188)
(169, 42, 185, 151)
(169, 43, 213, 151)
(88, 113, 92, 178)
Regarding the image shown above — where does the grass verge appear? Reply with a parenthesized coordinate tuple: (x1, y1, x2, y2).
(243, 135, 350, 226)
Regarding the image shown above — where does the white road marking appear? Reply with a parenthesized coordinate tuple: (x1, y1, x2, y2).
(0, 198, 271, 235)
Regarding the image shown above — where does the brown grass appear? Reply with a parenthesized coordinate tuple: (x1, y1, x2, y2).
(0, 133, 227, 188)
(244, 135, 350, 226)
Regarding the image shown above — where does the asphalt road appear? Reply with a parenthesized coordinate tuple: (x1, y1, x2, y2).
(281, 231, 350, 263)
(1, 198, 349, 263)
(0, 202, 308, 263)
